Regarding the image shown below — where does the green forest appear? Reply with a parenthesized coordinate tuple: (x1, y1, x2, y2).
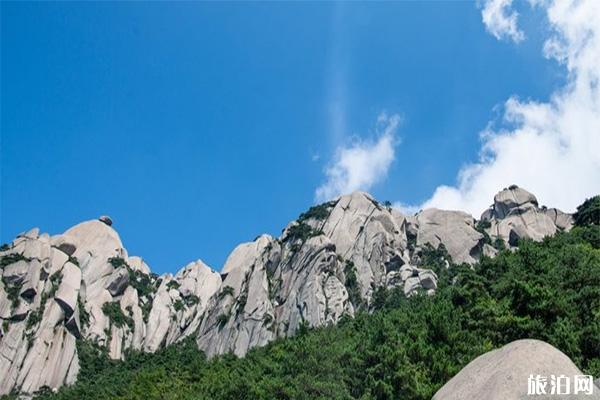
(5, 197, 600, 400)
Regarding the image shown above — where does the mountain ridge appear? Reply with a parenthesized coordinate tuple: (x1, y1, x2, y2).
(0, 186, 573, 395)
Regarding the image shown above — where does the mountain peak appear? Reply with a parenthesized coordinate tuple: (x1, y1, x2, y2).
(0, 187, 575, 395)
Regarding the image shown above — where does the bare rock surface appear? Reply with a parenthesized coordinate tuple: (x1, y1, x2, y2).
(319, 192, 410, 302)
(415, 208, 483, 264)
(481, 186, 573, 247)
(433, 339, 600, 400)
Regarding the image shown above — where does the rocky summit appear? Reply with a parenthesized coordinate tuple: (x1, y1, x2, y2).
(0, 186, 573, 395)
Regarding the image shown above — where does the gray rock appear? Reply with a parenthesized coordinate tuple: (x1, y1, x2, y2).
(481, 187, 571, 247)
(98, 216, 113, 226)
(54, 262, 81, 319)
(64, 306, 82, 339)
(48, 248, 69, 276)
(0, 281, 12, 320)
(403, 276, 421, 296)
(106, 268, 129, 297)
(492, 186, 539, 219)
(399, 265, 415, 281)
(319, 192, 409, 302)
(1, 299, 78, 396)
(544, 208, 574, 231)
(197, 235, 276, 357)
(11, 301, 30, 321)
(58, 244, 77, 258)
(385, 270, 404, 289)
(19, 228, 40, 240)
(127, 256, 151, 274)
(22, 239, 50, 260)
(416, 208, 483, 264)
(19, 259, 42, 300)
(2, 260, 29, 285)
(143, 281, 174, 353)
(433, 339, 600, 400)
(322, 275, 350, 324)
(418, 270, 437, 290)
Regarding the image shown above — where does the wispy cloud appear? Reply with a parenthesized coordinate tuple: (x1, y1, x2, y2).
(411, 0, 600, 216)
(327, 2, 348, 145)
(480, 0, 525, 43)
(315, 113, 401, 202)
(317, 4, 403, 203)
(392, 201, 420, 216)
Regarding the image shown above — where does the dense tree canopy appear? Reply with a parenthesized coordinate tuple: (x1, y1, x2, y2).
(574, 195, 600, 227)
(3, 224, 600, 400)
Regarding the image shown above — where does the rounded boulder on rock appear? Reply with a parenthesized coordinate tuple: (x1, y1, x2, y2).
(98, 215, 113, 226)
(51, 235, 78, 256)
(492, 185, 539, 219)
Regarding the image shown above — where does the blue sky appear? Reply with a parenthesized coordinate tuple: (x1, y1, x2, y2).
(2, 1, 589, 274)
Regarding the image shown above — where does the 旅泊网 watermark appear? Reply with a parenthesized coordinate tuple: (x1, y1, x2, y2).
(528, 374, 595, 396)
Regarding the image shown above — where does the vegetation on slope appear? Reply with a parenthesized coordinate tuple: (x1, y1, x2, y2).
(4, 200, 600, 400)
(574, 195, 600, 227)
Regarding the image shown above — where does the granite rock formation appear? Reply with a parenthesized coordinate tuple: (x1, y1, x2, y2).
(433, 339, 600, 400)
(0, 187, 572, 395)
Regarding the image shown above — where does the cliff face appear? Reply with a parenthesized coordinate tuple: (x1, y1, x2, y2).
(0, 187, 572, 395)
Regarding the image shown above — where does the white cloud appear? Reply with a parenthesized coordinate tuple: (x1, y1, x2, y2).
(392, 201, 420, 216)
(480, 0, 525, 43)
(315, 113, 401, 202)
(415, 0, 600, 217)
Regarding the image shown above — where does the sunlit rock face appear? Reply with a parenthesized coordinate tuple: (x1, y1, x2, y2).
(194, 192, 439, 358)
(0, 228, 80, 395)
(414, 208, 489, 264)
(433, 339, 600, 400)
(0, 187, 572, 395)
(480, 186, 573, 247)
(0, 217, 221, 395)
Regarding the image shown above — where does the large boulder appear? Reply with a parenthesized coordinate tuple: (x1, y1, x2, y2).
(98, 215, 113, 226)
(544, 208, 574, 231)
(433, 339, 600, 400)
(64, 219, 124, 260)
(415, 208, 486, 264)
(51, 235, 77, 256)
(105, 268, 130, 297)
(481, 186, 573, 247)
(492, 186, 539, 219)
